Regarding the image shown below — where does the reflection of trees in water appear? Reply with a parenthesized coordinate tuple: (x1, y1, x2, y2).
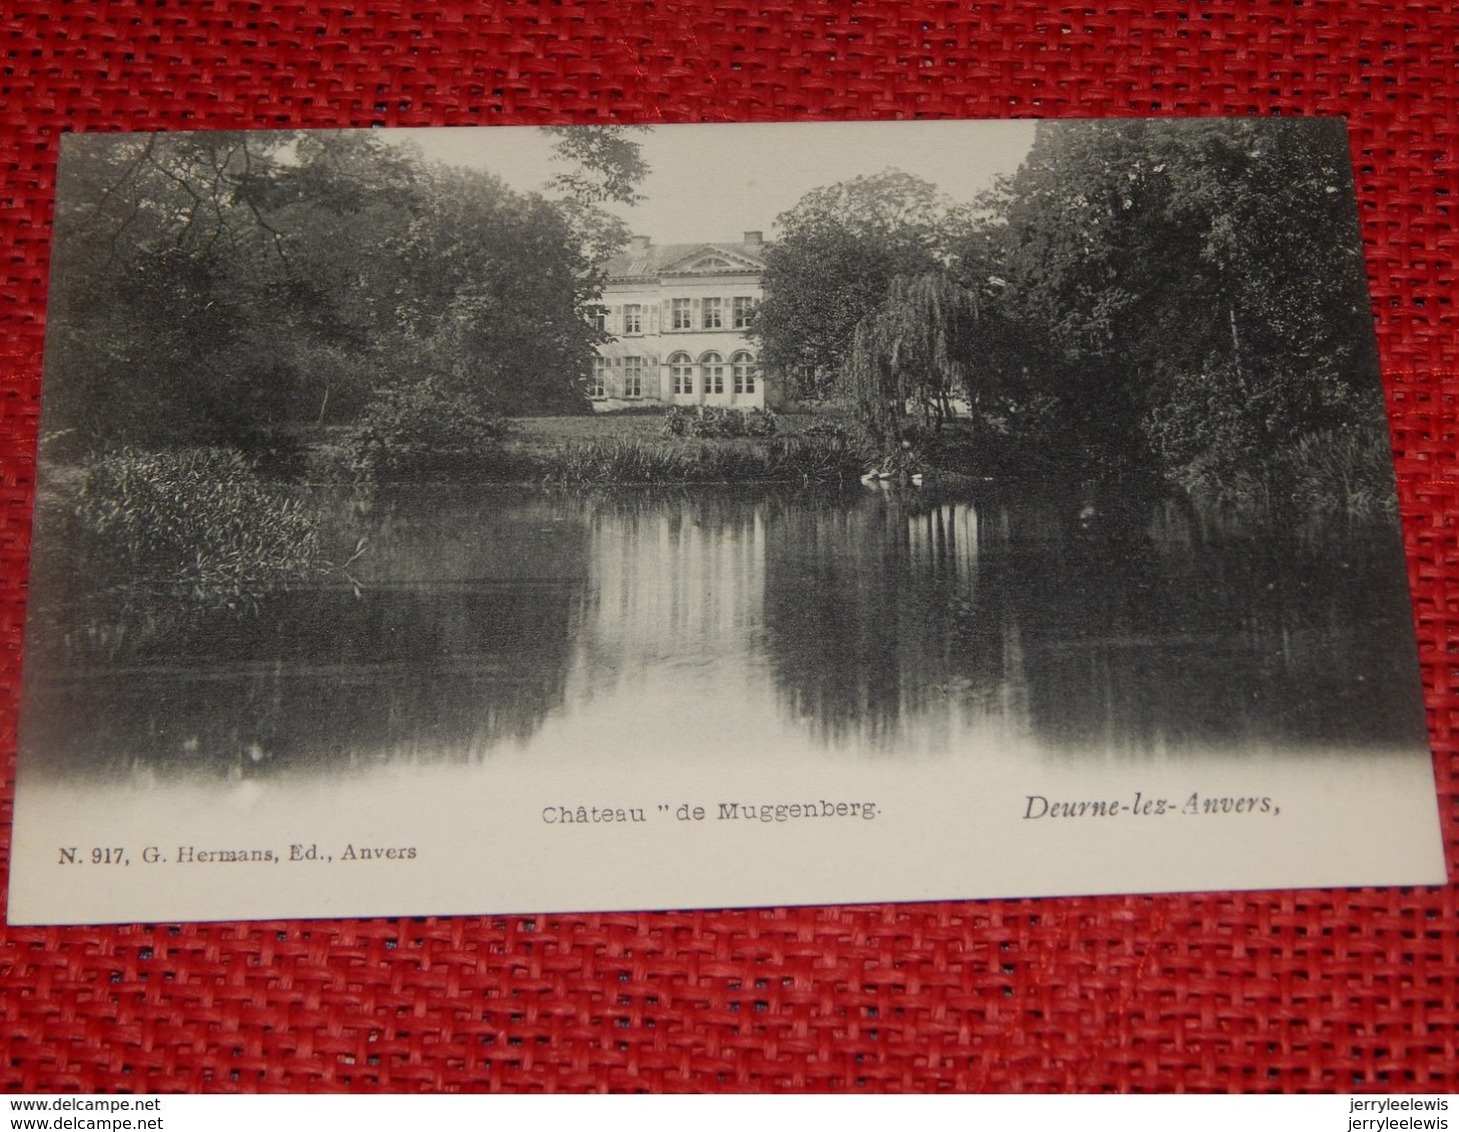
(761, 486, 1425, 754)
(23, 490, 589, 780)
(23, 485, 1426, 779)
(762, 489, 1028, 748)
(1005, 501, 1427, 753)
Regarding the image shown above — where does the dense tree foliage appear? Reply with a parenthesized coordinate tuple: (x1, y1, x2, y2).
(541, 125, 652, 266)
(753, 171, 953, 400)
(975, 118, 1381, 481)
(761, 120, 1386, 501)
(844, 274, 982, 439)
(44, 127, 647, 457)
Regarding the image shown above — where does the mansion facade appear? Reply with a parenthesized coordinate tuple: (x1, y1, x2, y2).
(590, 232, 772, 411)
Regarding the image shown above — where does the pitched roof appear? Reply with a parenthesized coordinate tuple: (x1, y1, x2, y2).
(603, 239, 768, 280)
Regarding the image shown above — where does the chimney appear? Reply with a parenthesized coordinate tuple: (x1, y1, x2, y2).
(743, 230, 763, 246)
(629, 235, 652, 254)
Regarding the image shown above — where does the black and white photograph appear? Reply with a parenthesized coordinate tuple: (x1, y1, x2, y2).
(9, 119, 1445, 925)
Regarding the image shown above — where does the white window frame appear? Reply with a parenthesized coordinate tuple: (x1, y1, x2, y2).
(622, 356, 644, 398)
(670, 353, 695, 396)
(731, 352, 756, 395)
(702, 352, 725, 395)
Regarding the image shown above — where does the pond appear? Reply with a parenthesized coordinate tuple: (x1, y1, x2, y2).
(19, 482, 1427, 783)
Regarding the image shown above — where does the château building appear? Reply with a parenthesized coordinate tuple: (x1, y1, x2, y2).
(590, 232, 773, 411)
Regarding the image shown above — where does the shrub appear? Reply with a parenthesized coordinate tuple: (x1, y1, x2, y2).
(797, 420, 855, 443)
(692, 406, 746, 438)
(543, 435, 868, 486)
(75, 447, 327, 606)
(1280, 426, 1397, 520)
(661, 405, 779, 440)
(1156, 423, 1397, 523)
(345, 381, 512, 482)
(744, 408, 779, 437)
(661, 406, 693, 438)
(1144, 362, 1263, 490)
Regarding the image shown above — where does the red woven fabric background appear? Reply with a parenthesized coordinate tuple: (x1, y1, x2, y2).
(1, 0, 1456, 1094)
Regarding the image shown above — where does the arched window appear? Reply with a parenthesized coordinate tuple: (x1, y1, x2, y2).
(701, 352, 725, 395)
(669, 352, 695, 396)
(731, 351, 757, 395)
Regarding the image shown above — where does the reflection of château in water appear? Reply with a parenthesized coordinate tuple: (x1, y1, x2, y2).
(567, 490, 1035, 753)
(565, 488, 1031, 745)
(576, 493, 767, 669)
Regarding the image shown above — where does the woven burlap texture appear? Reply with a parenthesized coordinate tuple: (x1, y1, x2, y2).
(1, 0, 1456, 1093)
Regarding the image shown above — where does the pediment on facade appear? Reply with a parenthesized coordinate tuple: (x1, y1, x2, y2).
(657, 244, 765, 275)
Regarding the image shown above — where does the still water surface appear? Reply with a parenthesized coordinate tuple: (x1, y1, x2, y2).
(21, 484, 1427, 781)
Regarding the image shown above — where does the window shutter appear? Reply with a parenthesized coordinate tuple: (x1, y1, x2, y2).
(611, 305, 622, 334)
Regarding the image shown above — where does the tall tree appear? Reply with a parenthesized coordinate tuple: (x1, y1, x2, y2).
(45, 131, 308, 447)
(541, 125, 650, 206)
(388, 165, 602, 416)
(845, 274, 982, 439)
(969, 118, 1380, 478)
(43, 128, 621, 454)
(753, 170, 950, 400)
(539, 125, 650, 266)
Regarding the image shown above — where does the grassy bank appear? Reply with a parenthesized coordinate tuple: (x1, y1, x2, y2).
(502, 411, 866, 485)
(321, 410, 875, 486)
(35, 412, 1399, 627)
(537, 435, 865, 486)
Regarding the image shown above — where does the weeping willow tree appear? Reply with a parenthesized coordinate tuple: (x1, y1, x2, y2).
(845, 273, 982, 441)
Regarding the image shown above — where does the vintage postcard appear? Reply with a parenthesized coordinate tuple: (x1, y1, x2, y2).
(8, 119, 1446, 925)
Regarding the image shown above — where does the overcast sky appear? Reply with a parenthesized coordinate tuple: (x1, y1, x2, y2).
(390, 121, 1038, 245)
